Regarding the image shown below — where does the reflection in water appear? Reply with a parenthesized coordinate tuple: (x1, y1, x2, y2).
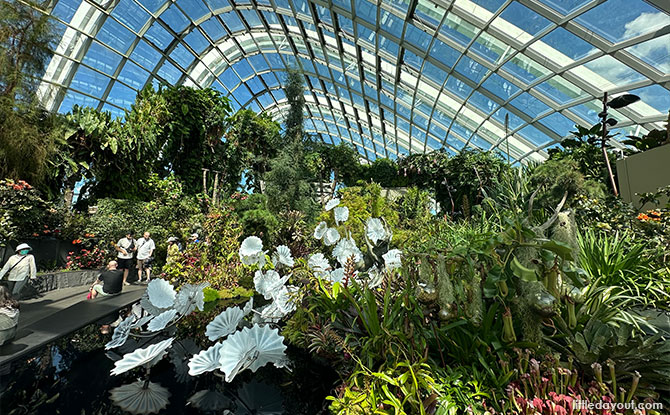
(109, 379, 171, 415)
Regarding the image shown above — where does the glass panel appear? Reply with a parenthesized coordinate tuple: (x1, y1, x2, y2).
(200, 17, 227, 41)
(170, 43, 195, 69)
(625, 33, 670, 74)
(482, 72, 520, 100)
(580, 55, 646, 88)
(82, 42, 122, 76)
(455, 56, 489, 83)
(497, 2, 552, 36)
(537, 0, 586, 15)
(184, 29, 209, 53)
(471, 31, 510, 63)
(177, 0, 210, 21)
(534, 76, 583, 105)
(70, 66, 110, 96)
(575, 0, 668, 43)
(117, 61, 150, 89)
(429, 39, 461, 68)
(160, 4, 190, 32)
(502, 54, 551, 85)
(107, 81, 137, 107)
(538, 27, 597, 61)
(129, 39, 161, 69)
(97, 17, 135, 52)
(510, 92, 551, 118)
(157, 60, 182, 84)
(112, 0, 150, 33)
(145, 21, 173, 49)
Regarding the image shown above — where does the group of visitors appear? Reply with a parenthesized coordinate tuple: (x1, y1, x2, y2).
(0, 231, 185, 344)
(114, 231, 156, 286)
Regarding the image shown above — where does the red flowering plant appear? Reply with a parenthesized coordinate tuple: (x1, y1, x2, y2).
(65, 246, 108, 270)
(0, 179, 64, 243)
(487, 350, 660, 415)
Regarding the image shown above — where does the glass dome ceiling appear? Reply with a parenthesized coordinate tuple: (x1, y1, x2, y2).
(35, 0, 670, 163)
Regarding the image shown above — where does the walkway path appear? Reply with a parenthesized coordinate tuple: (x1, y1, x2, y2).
(0, 284, 146, 368)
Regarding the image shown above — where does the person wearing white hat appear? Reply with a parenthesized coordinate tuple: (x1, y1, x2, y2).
(0, 243, 37, 296)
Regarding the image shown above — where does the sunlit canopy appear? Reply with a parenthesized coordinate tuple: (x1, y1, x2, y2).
(35, 0, 670, 163)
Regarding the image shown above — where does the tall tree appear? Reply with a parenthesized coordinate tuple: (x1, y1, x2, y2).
(224, 109, 281, 193)
(160, 86, 232, 194)
(0, 0, 59, 190)
(264, 69, 317, 216)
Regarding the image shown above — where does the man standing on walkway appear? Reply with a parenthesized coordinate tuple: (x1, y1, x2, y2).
(115, 231, 136, 286)
(136, 231, 155, 284)
(0, 243, 37, 297)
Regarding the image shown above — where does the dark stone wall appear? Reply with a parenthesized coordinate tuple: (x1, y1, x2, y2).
(19, 270, 100, 300)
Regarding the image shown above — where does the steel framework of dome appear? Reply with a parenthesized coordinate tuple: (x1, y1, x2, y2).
(34, 0, 670, 163)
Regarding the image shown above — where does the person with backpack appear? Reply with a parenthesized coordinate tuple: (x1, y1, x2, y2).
(0, 243, 37, 297)
(115, 231, 136, 286)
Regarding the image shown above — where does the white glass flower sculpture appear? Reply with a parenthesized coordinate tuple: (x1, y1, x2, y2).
(333, 237, 362, 266)
(241, 251, 266, 267)
(313, 221, 327, 239)
(383, 249, 402, 271)
(240, 236, 263, 257)
(188, 389, 231, 411)
(175, 282, 208, 315)
(188, 342, 225, 375)
(111, 338, 174, 375)
(308, 253, 331, 277)
(146, 279, 176, 309)
(242, 297, 254, 317)
(328, 268, 345, 284)
(323, 228, 341, 246)
(109, 380, 170, 415)
(254, 270, 289, 300)
(325, 198, 340, 211)
(239, 236, 266, 267)
(272, 286, 297, 314)
(140, 293, 168, 317)
(147, 309, 178, 332)
(253, 303, 284, 324)
(367, 265, 385, 289)
(273, 245, 294, 267)
(334, 206, 349, 224)
(205, 306, 245, 341)
(105, 316, 135, 350)
(131, 315, 154, 330)
(217, 325, 287, 382)
(366, 218, 387, 244)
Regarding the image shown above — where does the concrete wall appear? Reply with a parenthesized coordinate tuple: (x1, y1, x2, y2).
(616, 144, 670, 211)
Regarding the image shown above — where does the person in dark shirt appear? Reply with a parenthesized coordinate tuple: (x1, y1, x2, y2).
(88, 260, 124, 299)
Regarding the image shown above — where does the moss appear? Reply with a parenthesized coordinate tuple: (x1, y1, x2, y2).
(551, 211, 579, 261)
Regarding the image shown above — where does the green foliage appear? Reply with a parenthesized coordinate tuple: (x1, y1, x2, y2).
(264, 149, 318, 218)
(322, 183, 400, 246)
(229, 193, 279, 244)
(396, 187, 431, 223)
(623, 113, 670, 153)
(161, 207, 246, 290)
(224, 109, 281, 192)
(399, 149, 509, 217)
(528, 157, 605, 209)
(359, 158, 408, 187)
(160, 86, 232, 194)
(0, 0, 54, 104)
(284, 68, 305, 145)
